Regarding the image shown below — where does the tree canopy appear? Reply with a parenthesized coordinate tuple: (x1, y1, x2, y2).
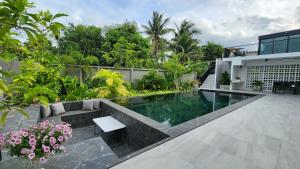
(202, 42, 224, 61)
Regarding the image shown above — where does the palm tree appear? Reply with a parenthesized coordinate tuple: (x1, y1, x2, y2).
(142, 11, 173, 58)
(171, 20, 202, 63)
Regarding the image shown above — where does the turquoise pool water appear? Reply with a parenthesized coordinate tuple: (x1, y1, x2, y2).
(114, 91, 254, 127)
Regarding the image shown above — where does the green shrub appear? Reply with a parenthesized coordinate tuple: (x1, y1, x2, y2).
(64, 84, 96, 101)
(92, 69, 129, 98)
(133, 71, 167, 91)
(180, 81, 193, 90)
(220, 71, 231, 85)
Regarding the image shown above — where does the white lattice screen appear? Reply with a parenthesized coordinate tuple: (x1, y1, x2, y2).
(246, 64, 300, 91)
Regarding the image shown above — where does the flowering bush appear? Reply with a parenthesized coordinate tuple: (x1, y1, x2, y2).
(3, 120, 72, 163)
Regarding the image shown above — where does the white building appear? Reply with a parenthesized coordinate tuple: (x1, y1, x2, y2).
(212, 29, 300, 91)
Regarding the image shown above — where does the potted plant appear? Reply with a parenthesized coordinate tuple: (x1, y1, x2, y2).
(253, 80, 263, 91)
(219, 71, 231, 90)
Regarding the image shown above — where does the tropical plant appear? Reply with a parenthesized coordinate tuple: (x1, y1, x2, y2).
(64, 84, 96, 101)
(92, 69, 129, 98)
(142, 11, 173, 58)
(133, 71, 167, 91)
(163, 55, 190, 90)
(60, 76, 79, 95)
(220, 71, 231, 85)
(171, 20, 203, 63)
(3, 120, 72, 163)
(202, 42, 224, 61)
(0, 0, 67, 41)
(24, 86, 57, 105)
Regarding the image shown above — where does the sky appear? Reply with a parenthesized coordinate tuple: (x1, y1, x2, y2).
(32, 0, 300, 49)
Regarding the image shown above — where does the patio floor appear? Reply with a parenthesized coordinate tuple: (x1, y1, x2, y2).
(110, 94, 300, 169)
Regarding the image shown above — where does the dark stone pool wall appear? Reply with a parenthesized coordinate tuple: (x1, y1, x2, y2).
(100, 99, 169, 151)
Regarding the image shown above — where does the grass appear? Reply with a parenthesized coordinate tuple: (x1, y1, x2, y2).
(129, 90, 179, 97)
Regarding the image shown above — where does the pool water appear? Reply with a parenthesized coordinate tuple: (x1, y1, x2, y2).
(114, 91, 254, 127)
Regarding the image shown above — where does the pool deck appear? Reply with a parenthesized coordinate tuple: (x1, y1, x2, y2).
(110, 93, 300, 169)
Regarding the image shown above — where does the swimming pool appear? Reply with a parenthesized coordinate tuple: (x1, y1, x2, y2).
(113, 90, 254, 127)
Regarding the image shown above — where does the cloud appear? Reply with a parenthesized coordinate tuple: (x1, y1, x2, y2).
(32, 0, 300, 48)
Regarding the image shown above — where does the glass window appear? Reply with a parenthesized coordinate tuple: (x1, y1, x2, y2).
(260, 39, 273, 55)
(273, 36, 288, 54)
(288, 34, 300, 52)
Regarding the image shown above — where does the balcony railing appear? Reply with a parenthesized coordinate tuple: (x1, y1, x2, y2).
(224, 43, 258, 58)
(224, 35, 300, 58)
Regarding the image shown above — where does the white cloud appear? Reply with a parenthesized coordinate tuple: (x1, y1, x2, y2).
(32, 0, 300, 48)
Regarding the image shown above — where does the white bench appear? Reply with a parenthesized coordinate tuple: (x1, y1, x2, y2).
(93, 116, 126, 133)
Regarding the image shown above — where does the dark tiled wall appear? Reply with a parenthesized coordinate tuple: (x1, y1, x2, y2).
(101, 101, 169, 150)
(61, 111, 102, 128)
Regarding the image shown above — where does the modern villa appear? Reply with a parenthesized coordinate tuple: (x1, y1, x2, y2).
(205, 29, 300, 91)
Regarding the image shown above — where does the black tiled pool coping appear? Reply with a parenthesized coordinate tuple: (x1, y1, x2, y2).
(108, 90, 265, 168)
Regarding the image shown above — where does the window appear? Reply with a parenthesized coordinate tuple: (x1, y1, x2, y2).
(288, 34, 300, 52)
(273, 36, 287, 53)
(260, 39, 273, 54)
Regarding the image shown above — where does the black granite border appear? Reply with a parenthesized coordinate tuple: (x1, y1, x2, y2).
(108, 90, 265, 168)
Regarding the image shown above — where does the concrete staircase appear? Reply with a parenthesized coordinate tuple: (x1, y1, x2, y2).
(200, 74, 215, 89)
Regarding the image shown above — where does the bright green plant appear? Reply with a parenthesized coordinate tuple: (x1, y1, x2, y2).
(92, 69, 129, 98)
(61, 76, 79, 94)
(0, 0, 67, 41)
(64, 84, 96, 101)
(133, 71, 166, 91)
(163, 55, 190, 90)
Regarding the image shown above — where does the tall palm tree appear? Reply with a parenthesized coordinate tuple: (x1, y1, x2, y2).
(171, 20, 202, 63)
(142, 11, 173, 58)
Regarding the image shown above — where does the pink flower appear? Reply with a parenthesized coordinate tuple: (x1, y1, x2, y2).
(0, 133, 5, 148)
(22, 131, 28, 137)
(29, 135, 35, 140)
(28, 153, 35, 160)
(53, 144, 59, 149)
(14, 139, 21, 145)
(31, 145, 36, 150)
(39, 157, 47, 163)
(21, 148, 28, 154)
(48, 130, 54, 136)
(29, 138, 36, 146)
(50, 137, 56, 145)
(11, 134, 18, 141)
(42, 145, 50, 153)
(58, 136, 64, 142)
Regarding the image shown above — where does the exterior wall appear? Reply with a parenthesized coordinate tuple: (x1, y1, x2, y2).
(215, 59, 231, 88)
(0, 61, 196, 83)
(244, 58, 300, 91)
(215, 59, 223, 88)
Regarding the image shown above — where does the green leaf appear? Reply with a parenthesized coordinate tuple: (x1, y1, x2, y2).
(24, 28, 35, 42)
(53, 13, 68, 20)
(0, 111, 9, 125)
(15, 107, 29, 119)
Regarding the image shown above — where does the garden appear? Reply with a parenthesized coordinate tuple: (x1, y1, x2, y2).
(0, 0, 224, 164)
